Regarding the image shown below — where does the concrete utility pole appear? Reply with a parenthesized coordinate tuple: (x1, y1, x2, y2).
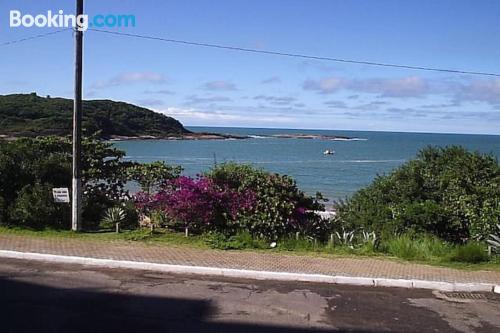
(72, 0, 84, 231)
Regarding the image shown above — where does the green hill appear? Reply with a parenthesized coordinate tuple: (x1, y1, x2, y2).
(0, 93, 190, 138)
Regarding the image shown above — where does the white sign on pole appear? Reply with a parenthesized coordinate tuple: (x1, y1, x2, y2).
(52, 188, 70, 203)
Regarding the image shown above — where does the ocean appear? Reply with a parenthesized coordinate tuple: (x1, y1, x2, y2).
(113, 127, 500, 202)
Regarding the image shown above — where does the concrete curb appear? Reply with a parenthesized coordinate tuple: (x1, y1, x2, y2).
(0, 250, 498, 293)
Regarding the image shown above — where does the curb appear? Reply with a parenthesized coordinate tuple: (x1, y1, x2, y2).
(0, 250, 498, 293)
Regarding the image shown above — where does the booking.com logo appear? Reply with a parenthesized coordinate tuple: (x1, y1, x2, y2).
(9, 10, 136, 31)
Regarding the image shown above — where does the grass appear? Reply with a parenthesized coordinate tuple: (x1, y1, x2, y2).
(1, 226, 499, 271)
(0, 226, 206, 247)
(384, 234, 452, 261)
(449, 242, 490, 263)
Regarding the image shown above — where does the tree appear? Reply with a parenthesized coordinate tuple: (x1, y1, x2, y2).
(336, 146, 500, 242)
(127, 161, 182, 194)
(0, 136, 133, 229)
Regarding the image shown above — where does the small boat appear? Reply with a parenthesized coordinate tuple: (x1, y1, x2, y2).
(323, 149, 335, 155)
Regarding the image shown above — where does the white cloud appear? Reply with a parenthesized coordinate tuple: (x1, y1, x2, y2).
(303, 77, 344, 94)
(203, 80, 237, 91)
(184, 95, 232, 105)
(303, 75, 500, 106)
(143, 89, 174, 95)
(355, 76, 429, 97)
(159, 106, 293, 125)
(136, 99, 165, 107)
(303, 76, 429, 97)
(253, 95, 297, 105)
(455, 78, 500, 104)
(261, 76, 281, 84)
(91, 72, 166, 89)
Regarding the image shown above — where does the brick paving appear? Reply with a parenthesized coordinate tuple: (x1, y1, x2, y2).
(0, 233, 499, 284)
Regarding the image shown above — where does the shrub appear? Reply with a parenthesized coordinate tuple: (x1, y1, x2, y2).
(0, 196, 5, 225)
(449, 242, 489, 263)
(335, 228, 355, 246)
(8, 183, 66, 229)
(100, 207, 126, 230)
(336, 146, 500, 243)
(0, 136, 135, 229)
(207, 163, 326, 240)
(120, 201, 139, 230)
(149, 210, 168, 228)
(487, 224, 500, 254)
(135, 176, 255, 234)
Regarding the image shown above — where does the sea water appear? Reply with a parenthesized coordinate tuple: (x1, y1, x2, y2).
(113, 127, 500, 201)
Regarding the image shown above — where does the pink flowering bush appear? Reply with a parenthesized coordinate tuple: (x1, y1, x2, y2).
(135, 176, 255, 234)
(135, 164, 330, 240)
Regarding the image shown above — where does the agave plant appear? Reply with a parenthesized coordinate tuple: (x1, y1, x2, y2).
(361, 230, 377, 245)
(100, 207, 126, 230)
(487, 224, 500, 254)
(335, 228, 355, 246)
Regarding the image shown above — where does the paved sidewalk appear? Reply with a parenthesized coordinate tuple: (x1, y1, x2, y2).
(0, 233, 499, 286)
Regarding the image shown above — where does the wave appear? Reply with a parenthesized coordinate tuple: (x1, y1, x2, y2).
(248, 135, 271, 139)
(338, 159, 405, 163)
(331, 138, 368, 141)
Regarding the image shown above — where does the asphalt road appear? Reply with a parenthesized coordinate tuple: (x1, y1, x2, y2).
(0, 258, 499, 333)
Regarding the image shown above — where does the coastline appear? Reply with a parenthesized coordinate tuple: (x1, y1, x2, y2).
(107, 133, 360, 142)
(1, 132, 359, 142)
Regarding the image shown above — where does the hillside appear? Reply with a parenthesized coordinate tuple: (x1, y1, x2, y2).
(0, 93, 190, 139)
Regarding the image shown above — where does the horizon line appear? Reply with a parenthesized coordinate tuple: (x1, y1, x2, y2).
(184, 124, 500, 137)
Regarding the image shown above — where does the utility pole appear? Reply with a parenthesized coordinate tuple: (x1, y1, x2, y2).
(72, 0, 84, 231)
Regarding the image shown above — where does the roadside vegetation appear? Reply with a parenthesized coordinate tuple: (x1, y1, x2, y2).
(0, 136, 499, 268)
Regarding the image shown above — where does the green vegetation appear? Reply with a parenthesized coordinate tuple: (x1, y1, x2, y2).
(1, 139, 499, 270)
(1, 226, 498, 270)
(0, 93, 189, 138)
(0, 136, 159, 229)
(204, 231, 268, 250)
(99, 207, 126, 230)
(487, 224, 500, 254)
(383, 234, 452, 261)
(127, 161, 182, 194)
(207, 163, 327, 239)
(449, 242, 489, 264)
(335, 146, 500, 243)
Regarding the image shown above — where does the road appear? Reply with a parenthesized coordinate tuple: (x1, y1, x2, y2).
(0, 258, 499, 333)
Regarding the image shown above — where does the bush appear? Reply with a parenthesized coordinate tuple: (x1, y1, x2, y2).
(487, 224, 500, 254)
(449, 242, 489, 263)
(336, 146, 500, 243)
(8, 183, 67, 229)
(383, 234, 451, 261)
(121, 201, 139, 230)
(0, 136, 136, 229)
(99, 207, 126, 230)
(207, 163, 326, 240)
(0, 196, 5, 225)
(135, 176, 255, 234)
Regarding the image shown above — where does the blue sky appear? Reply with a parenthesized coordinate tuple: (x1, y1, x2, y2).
(1, 0, 499, 134)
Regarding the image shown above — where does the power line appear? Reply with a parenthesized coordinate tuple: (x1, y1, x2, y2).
(88, 28, 500, 78)
(0, 28, 72, 47)
(2, 27, 499, 78)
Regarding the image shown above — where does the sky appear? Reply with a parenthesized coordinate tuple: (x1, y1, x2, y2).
(1, 0, 500, 134)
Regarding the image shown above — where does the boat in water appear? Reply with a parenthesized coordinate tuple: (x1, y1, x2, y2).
(323, 149, 335, 155)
